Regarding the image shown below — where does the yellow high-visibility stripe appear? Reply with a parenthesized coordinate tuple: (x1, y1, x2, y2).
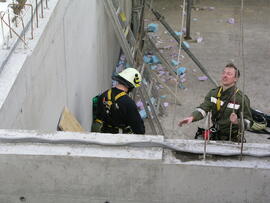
(115, 92, 126, 101)
(107, 89, 112, 105)
(216, 87, 223, 111)
(107, 89, 126, 105)
(216, 87, 239, 111)
(119, 12, 127, 22)
(95, 119, 103, 124)
(108, 89, 112, 100)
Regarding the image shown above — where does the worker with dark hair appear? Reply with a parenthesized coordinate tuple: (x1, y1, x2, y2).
(179, 63, 254, 142)
(91, 68, 145, 134)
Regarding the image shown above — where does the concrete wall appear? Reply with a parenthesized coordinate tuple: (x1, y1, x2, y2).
(0, 130, 269, 203)
(0, 0, 131, 131)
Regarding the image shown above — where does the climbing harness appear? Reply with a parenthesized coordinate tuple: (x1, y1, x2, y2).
(102, 89, 127, 126)
(91, 89, 127, 133)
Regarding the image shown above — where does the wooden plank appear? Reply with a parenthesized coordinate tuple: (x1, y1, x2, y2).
(58, 107, 85, 132)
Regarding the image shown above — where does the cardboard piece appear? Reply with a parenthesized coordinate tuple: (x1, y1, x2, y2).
(58, 107, 85, 132)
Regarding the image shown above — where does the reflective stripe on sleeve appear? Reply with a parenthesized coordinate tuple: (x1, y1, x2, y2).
(244, 119, 251, 129)
(196, 108, 207, 118)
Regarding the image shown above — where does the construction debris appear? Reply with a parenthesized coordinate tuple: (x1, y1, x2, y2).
(147, 23, 159, 32)
(227, 18, 235, 24)
(58, 107, 85, 132)
(198, 76, 208, 81)
(171, 59, 180, 66)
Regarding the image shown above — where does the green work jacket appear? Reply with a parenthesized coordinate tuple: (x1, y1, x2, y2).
(192, 86, 253, 140)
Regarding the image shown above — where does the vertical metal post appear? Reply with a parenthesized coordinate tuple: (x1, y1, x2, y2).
(35, 0, 38, 28)
(0, 13, 5, 43)
(41, 0, 44, 18)
(25, 4, 34, 39)
(185, 0, 192, 40)
(240, 112, 245, 160)
(7, 12, 12, 38)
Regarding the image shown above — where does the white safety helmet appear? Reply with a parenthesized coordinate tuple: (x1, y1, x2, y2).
(113, 68, 142, 89)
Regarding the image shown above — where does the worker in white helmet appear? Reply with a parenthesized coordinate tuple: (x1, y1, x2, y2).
(91, 68, 145, 134)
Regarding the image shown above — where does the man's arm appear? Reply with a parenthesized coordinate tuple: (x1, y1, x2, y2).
(125, 99, 145, 134)
(232, 94, 253, 129)
(242, 95, 253, 129)
(179, 89, 214, 126)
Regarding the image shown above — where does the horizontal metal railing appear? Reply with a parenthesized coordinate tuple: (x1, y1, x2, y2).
(0, 0, 50, 73)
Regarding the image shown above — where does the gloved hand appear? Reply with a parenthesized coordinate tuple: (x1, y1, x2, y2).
(91, 120, 103, 132)
(123, 126, 133, 134)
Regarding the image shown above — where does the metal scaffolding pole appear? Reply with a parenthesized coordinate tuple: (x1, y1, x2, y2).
(185, 0, 193, 40)
(149, 7, 218, 87)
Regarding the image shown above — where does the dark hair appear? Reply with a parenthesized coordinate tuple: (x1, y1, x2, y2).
(225, 63, 240, 78)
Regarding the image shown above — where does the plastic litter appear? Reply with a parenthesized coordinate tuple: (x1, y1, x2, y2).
(182, 28, 186, 34)
(157, 64, 164, 71)
(227, 18, 235, 24)
(183, 41, 190, 49)
(176, 67, 187, 75)
(150, 97, 156, 105)
(171, 59, 180, 66)
(196, 36, 203, 43)
(175, 31, 183, 36)
(163, 102, 169, 107)
(150, 65, 157, 70)
(152, 55, 160, 64)
(136, 100, 144, 110)
(163, 45, 173, 49)
(179, 83, 186, 89)
(143, 55, 160, 64)
(139, 109, 147, 119)
(180, 78, 186, 83)
(198, 76, 208, 81)
(143, 55, 152, 63)
(147, 23, 159, 32)
(158, 71, 166, 76)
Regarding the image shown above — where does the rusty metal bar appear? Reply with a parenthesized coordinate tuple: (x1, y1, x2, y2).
(185, 0, 192, 40)
(45, 0, 48, 9)
(35, 0, 39, 28)
(7, 11, 12, 38)
(0, 14, 5, 44)
(40, 0, 44, 18)
(0, 11, 27, 46)
(7, 5, 26, 41)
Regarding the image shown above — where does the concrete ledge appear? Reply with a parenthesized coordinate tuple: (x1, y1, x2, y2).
(0, 129, 164, 160)
(0, 129, 269, 202)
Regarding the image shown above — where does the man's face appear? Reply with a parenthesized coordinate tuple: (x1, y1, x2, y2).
(221, 67, 238, 87)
